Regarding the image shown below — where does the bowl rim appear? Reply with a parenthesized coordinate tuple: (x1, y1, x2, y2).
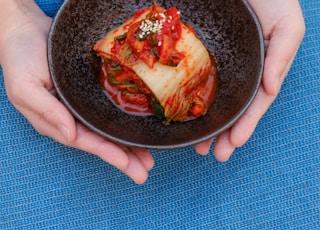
(48, 0, 265, 150)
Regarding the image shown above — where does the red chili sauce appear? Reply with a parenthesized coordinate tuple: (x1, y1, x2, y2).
(96, 3, 218, 121)
(99, 56, 218, 119)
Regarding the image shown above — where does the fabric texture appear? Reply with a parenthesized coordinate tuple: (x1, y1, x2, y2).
(1, 0, 319, 229)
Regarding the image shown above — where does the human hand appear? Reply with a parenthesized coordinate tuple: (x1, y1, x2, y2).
(0, 1, 154, 184)
(194, 0, 305, 161)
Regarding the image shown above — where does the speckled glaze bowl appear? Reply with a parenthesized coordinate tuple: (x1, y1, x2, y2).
(48, 0, 264, 149)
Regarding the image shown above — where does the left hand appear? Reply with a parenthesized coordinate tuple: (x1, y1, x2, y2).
(194, 0, 306, 161)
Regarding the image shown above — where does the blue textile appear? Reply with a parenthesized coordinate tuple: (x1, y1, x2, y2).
(1, 0, 319, 229)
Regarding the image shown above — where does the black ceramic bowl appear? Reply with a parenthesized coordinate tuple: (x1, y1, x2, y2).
(48, 0, 264, 149)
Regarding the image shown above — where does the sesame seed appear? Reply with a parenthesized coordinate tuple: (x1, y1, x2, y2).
(138, 15, 165, 36)
(158, 41, 162, 46)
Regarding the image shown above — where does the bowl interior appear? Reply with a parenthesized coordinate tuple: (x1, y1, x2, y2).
(48, 0, 264, 149)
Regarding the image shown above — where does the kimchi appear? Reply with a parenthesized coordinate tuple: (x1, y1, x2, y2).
(94, 3, 218, 122)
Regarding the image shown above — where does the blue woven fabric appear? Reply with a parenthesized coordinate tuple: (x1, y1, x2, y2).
(1, 0, 319, 229)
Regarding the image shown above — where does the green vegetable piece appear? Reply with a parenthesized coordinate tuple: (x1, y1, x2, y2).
(114, 34, 127, 41)
(107, 73, 119, 85)
(110, 65, 122, 71)
(151, 99, 165, 119)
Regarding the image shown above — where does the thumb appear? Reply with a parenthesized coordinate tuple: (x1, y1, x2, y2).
(12, 81, 77, 142)
(263, 19, 305, 96)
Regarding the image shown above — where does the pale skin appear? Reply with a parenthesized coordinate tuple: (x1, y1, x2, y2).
(195, 0, 305, 160)
(0, 0, 305, 183)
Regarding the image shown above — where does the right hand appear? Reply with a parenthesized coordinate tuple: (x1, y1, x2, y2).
(0, 1, 154, 184)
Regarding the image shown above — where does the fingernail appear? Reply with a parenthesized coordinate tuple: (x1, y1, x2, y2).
(58, 125, 70, 141)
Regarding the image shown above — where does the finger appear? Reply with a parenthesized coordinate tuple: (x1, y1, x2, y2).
(18, 106, 69, 142)
(121, 152, 149, 184)
(69, 124, 130, 171)
(214, 130, 235, 162)
(19, 106, 130, 171)
(194, 138, 214, 155)
(118, 145, 154, 171)
(229, 86, 275, 147)
(129, 147, 155, 171)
